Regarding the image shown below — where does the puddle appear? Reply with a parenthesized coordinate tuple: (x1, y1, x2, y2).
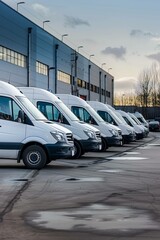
(98, 169, 123, 173)
(138, 146, 152, 149)
(148, 143, 160, 146)
(26, 204, 159, 234)
(124, 152, 140, 155)
(12, 179, 28, 182)
(138, 144, 160, 150)
(61, 177, 104, 182)
(106, 156, 147, 161)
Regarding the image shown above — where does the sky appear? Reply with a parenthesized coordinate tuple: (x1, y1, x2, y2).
(2, 0, 160, 95)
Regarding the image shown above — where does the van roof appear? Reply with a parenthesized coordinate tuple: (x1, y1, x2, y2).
(56, 94, 88, 106)
(87, 101, 111, 110)
(0, 81, 23, 96)
(19, 87, 61, 102)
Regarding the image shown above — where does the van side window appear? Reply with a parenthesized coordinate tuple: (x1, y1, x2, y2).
(0, 96, 31, 124)
(97, 110, 117, 126)
(37, 101, 69, 125)
(71, 106, 98, 125)
(123, 116, 133, 127)
(0, 96, 12, 120)
(97, 110, 106, 121)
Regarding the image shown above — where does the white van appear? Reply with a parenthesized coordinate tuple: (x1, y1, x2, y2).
(56, 94, 123, 151)
(0, 81, 74, 169)
(116, 110, 144, 140)
(128, 112, 149, 137)
(18, 87, 102, 159)
(134, 111, 149, 130)
(88, 101, 136, 144)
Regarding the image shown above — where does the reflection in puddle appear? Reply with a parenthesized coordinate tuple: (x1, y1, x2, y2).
(106, 156, 147, 161)
(124, 152, 140, 155)
(138, 146, 152, 150)
(98, 169, 123, 173)
(61, 177, 104, 182)
(27, 204, 159, 234)
(148, 143, 160, 146)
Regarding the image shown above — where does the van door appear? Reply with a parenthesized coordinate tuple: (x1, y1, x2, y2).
(71, 106, 98, 125)
(0, 96, 26, 159)
(37, 101, 69, 125)
(97, 110, 117, 126)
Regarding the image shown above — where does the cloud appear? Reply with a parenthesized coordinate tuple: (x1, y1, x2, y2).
(146, 52, 160, 62)
(130, 29, 159, 38)
(64, 16, 90, 28)
(101, 46, 126, 59)
(152, 37, 160, 42)
(155, 44, 160, 50)
(31, 3, 49, 17)
(115, 77, 137, 93)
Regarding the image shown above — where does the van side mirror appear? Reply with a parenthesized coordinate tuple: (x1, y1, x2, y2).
(17, 110, 25, 123)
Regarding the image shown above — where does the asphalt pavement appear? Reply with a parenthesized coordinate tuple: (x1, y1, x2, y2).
(0, 132, 160, 240)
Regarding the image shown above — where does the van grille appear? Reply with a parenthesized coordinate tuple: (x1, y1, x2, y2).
(96, 131, 101, 140)
(66, 133, 74, 144)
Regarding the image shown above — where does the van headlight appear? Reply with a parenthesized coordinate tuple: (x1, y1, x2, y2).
(50, 131, 66, 142)
(109, 129, 118, 136)
(127, 129, 132, 134)
(84, 129, 96, 139)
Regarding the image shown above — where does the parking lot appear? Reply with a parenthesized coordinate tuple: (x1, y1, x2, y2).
(0, 132, 160, 240)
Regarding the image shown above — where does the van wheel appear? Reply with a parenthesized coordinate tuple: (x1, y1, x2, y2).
(71, 140, 82, 159)
(101, 137, 108, 152)
(22, 145, 47, 169)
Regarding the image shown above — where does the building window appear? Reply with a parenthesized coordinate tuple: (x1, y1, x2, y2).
(82, 80, 86, 89)
(101, 89, 105, 96)
(58, 70, 71, 84)
(107, 91, 110, 98)
(0, 46, 26, 68)
(77, 79, 87, 89)
(77, 79, 82, 87)
(36, 61, 48, 75)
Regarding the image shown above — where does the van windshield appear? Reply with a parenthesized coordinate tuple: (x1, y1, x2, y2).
(124, 114, 137, 126)
(86, 105, 104, 122)
(58, 102, 79, 121)
(108, 109, 122, 124)
(17, 96, 47, 120)
(115, 111, 128, 125)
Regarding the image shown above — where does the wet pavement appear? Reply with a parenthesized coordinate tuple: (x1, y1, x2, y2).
(26, 204, 159, 235)
(0, 132, 160, 239)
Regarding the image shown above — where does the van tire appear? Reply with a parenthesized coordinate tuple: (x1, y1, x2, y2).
(71, 140, 82, 159)
(101, 137, 108, 152)
(22, 145, 47, 169)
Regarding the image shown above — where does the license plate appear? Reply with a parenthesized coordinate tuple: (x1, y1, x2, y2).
(99, 144, 102, 150)
(71, 149, 75, 156)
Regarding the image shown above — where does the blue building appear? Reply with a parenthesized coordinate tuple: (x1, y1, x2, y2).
(0, 1, 114, 105)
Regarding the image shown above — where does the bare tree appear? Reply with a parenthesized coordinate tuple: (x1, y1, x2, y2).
(135, 68, 152, 107)
(150, 62, 160, 106)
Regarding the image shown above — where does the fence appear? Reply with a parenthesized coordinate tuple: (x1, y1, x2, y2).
(114, 105, 160, 120)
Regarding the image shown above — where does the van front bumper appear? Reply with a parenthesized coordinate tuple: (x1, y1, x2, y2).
(80, 138, 102, 152)
(105, 136, 123, 147)
(46, 143, 74, 160)
(136, 132, 144, 140)
(123, 133, 136, 143)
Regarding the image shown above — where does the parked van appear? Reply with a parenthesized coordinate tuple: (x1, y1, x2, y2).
(116, 110, 144, 140)
(18, 87, 102, 159)
(128, 112, 149, 137)
(88, 101, 136, 144)
(0, 81, 74, 169)
(134, 111, 149, 130)
(56, 94, 123, 151)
